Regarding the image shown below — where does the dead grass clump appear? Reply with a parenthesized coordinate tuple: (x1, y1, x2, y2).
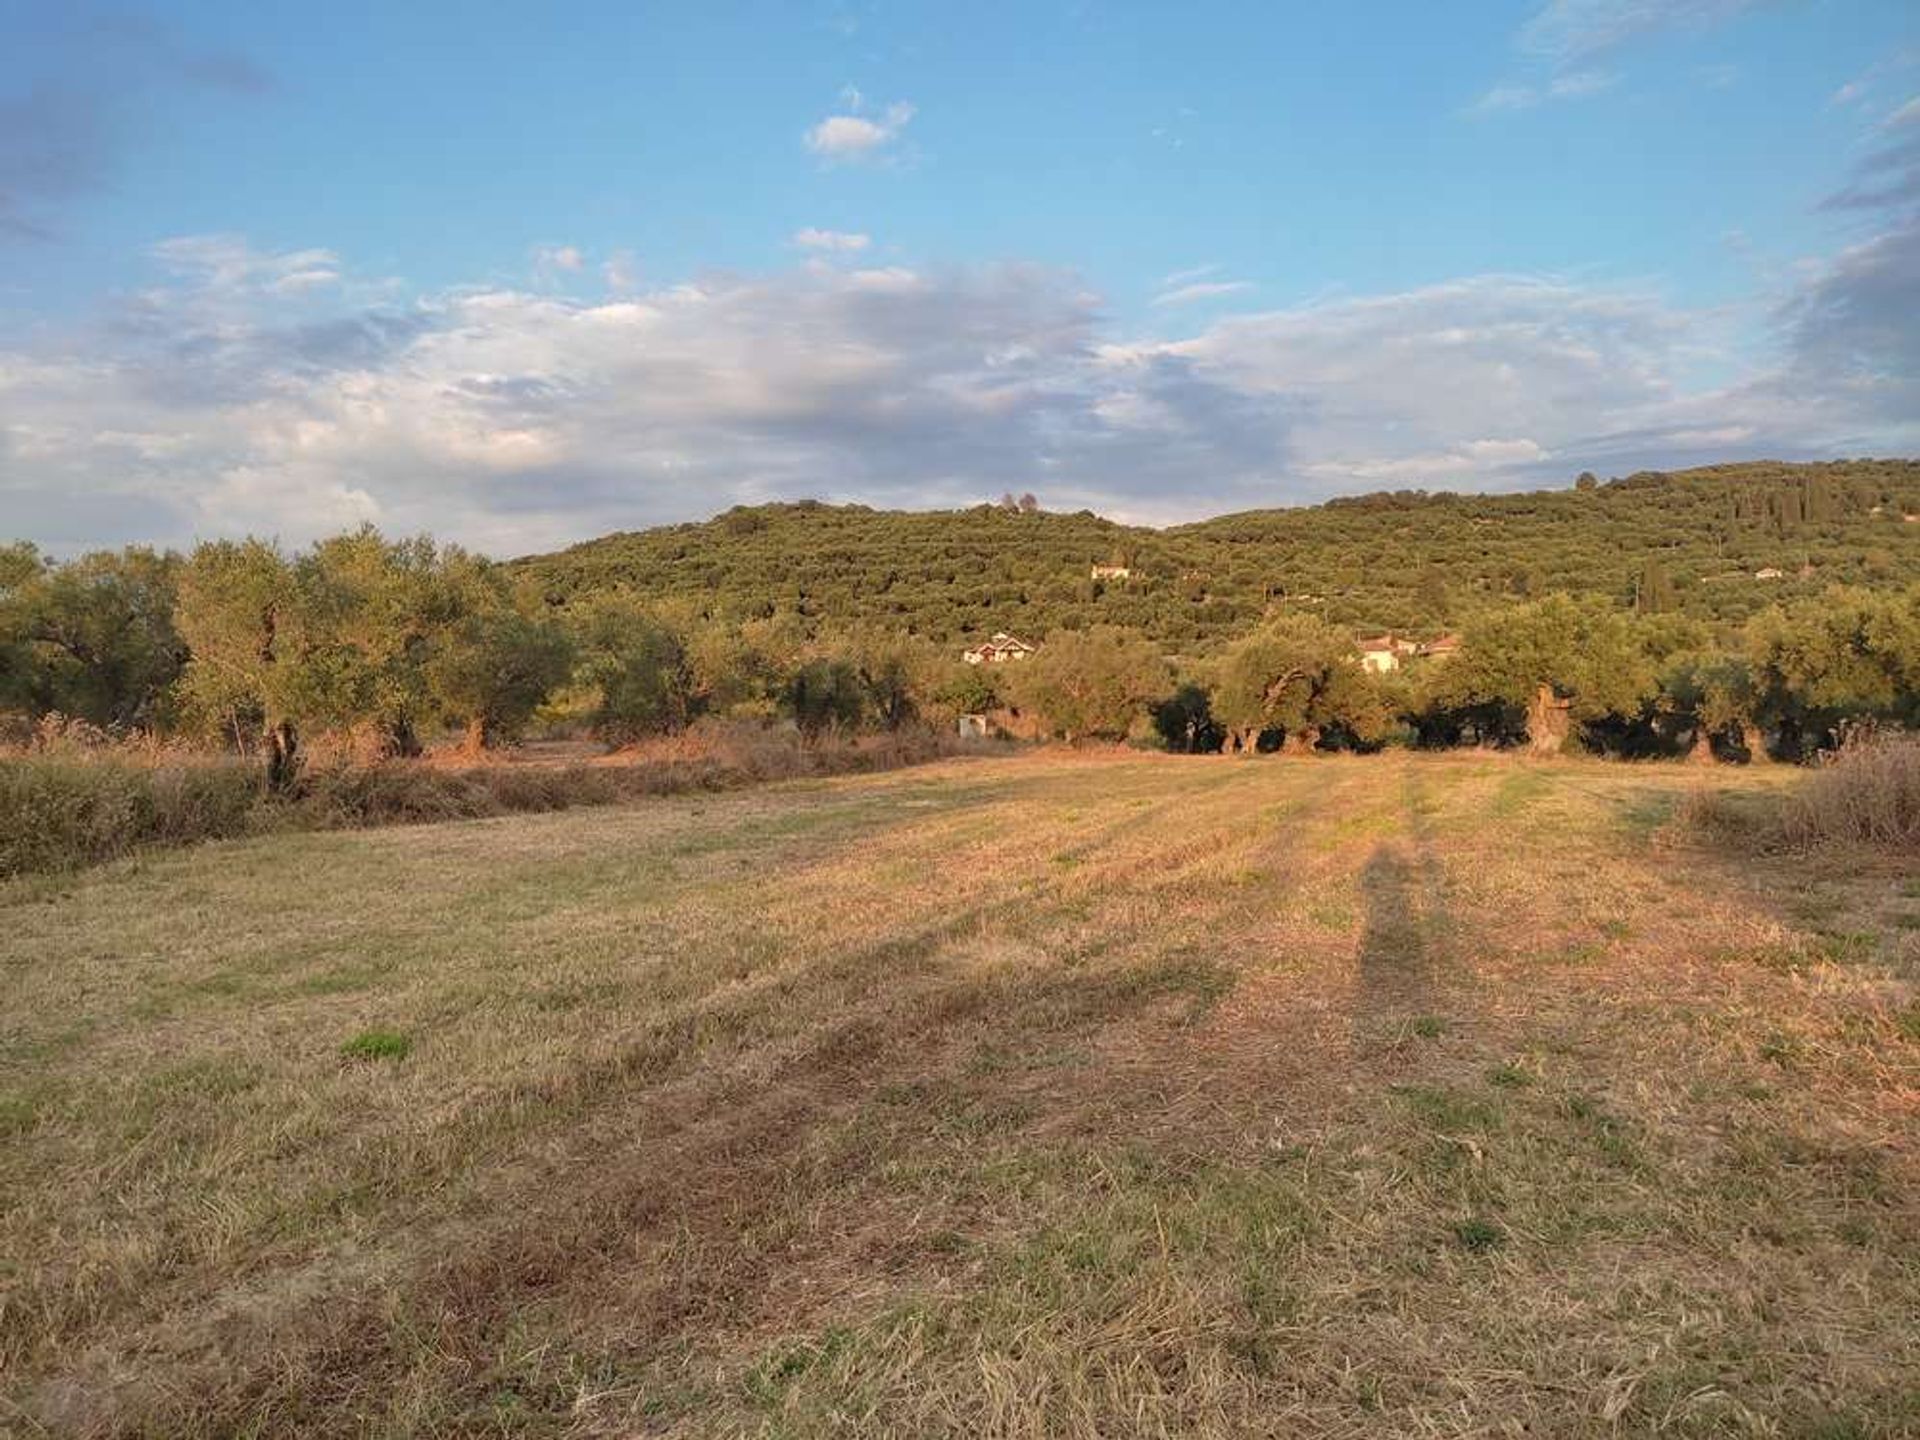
(1779, 729, 1920, 849)
(1679, 729, 1920, 852)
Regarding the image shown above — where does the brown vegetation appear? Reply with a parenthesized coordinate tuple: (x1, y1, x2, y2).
(1683, 729, 1920, 852)
(0, 718, 986, 878)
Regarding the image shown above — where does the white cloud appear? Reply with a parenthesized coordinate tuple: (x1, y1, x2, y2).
(1477, 0, 1756, 116)
(1469, 68, 1617, 113)
(1, 238, 1913, 552)
(602, 249, 639, 292)
(1153, 280, 1255, 307)
(532, 243, 584, 285)
(1517, 0, 1763, 65)
(1160, 263, 1222, 288)
(804, 98, 914, 163)
(792, 227, 872, 252)
(149, 233, 340, 295)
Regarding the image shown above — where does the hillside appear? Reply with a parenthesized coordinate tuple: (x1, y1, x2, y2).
(518, 460, 1920, 652)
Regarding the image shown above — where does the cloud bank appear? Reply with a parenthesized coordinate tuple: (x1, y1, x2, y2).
(2, 226, 1912, 554)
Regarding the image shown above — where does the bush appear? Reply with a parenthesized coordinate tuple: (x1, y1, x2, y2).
(1778, 729, 1920, 849)
(0, 754, 260, 878)
(0, 720, 991, 878)
(1682, 729, 1919, 852)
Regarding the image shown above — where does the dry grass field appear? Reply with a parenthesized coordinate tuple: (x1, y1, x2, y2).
(2, 750, 1915, 1438)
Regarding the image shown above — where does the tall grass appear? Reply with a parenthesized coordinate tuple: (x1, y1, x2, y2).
(0, 718, 989, 878)
(0, 753, 261, 877)
(1776, 728, 1920, 848)
(1682, 728, 1919, 851)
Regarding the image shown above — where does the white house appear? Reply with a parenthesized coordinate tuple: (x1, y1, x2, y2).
(1355, 633, 1419, 674)
(962, 632, 1039, 665)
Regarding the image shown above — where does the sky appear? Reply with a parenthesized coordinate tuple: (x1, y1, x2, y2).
(1, 0, 1916, 555)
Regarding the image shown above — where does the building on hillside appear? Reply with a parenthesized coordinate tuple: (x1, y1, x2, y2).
(1090, 562, 1132, 581)
(1418, 634, 1462, 661)
(1355, 633, 1419, 674)
(962, 632, 1039, 665)
(957, 713, 990, 739)
(1754, 567, 1785, 580)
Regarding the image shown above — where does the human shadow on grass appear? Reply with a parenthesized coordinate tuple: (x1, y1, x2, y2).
(1353, 772, 1461, 1058)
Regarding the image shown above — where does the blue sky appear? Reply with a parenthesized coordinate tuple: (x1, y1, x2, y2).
(2, 0, 1916, 553)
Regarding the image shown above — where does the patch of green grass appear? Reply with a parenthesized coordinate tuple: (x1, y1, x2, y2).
(1105, 952, 1238, 1021)
(1615, 790, 1678, 838)
(1896, 1003, 1920, 1044)
(744, 1328, 855, 1408)
(1392, 1084, 1500, 1132)
(1485, 1062, 1533, 1089)
(137, 1055, 260, 1111)
(1409, 1015, 1448, 1039)
(294, 963, 389, 997)
(1307, 898, 1355, 929)
(1561, 1092, 1641, 1168)
(0, 1091, 40, 1138)
(1814, 931, 1877, 965)
(1759, 1032, 1805, 1067)
(1492, 770, 1551, 816)
(1453, 1217, 1506, 1252)
(341, 1029, 412, 1062)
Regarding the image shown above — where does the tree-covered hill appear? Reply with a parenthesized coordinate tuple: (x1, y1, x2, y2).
(517, 459, 1920, 653)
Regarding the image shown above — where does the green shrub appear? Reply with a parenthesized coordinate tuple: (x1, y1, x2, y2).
(0, 755, 259, 878)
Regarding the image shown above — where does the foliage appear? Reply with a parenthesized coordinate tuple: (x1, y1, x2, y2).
(784, 658, 866, 738)
(518, 460, 1920, 650)
(1424, 594, 1654, 752)
(0, 751, 261, 878)
(1747, 586, 1920, 758)
(1213, 613, 1388, 750)
(0, 544, 186, 731)
(425, 609, 576, 751)
(571, 596, 699, 745)
(1151, 682, 1225, 753)
(1010, 626, 1169, 741)
(4, 464, 1917, 769)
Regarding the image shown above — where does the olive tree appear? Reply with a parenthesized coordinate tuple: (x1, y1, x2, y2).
(1431, 595, 1653, 755)
(1009, 626, 1168, 742)
(1213, 614, 1384, 754)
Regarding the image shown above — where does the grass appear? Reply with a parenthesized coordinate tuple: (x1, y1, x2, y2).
(0, 719, 988, 878)
(1, 749, 1915, 1437)
(340, 1029, 412, 1061)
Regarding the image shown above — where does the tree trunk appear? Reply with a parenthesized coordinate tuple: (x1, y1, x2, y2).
(1738, 717, 1771, 765)
(265, 720, 300, 793)
(461, 716, 491, 757)
(1283, 725, 1320, 755)
(1526, 684, 1571, 756)
(1687, 727, 1716, 765)
(388, 715, 423, 759)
